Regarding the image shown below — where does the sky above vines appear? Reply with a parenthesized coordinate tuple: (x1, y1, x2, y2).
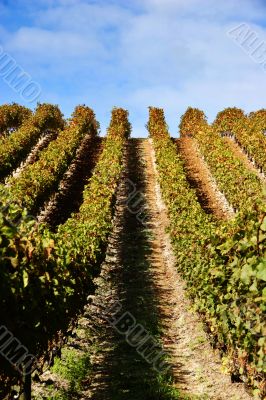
(0, 0, 266, 136)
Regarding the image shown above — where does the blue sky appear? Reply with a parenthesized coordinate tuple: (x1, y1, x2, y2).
(0, 0, 266, 136)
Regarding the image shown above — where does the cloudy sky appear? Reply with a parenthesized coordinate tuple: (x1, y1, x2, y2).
(0, 0, 266, 136)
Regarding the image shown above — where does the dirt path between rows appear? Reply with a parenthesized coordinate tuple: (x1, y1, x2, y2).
(33, 138, 253, 400)
(176, 137, 233, 220)
(223, 137, 266, 185)
(5, 131, 58, 183)
(79, 138, 178, 399)
(144, 138, 252, 399)
(38, 136, 103, 229)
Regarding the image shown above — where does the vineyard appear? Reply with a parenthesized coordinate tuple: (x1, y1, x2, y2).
(0, 103, 265, 400)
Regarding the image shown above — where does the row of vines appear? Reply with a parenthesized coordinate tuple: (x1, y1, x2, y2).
(179, 107, 265, 213)
(213, 107, 266, 174)
(149, 107, 266, 398)
(0, 105, 130, 398)
(0, 101, 265, 398)
(0, 103, 65, 180)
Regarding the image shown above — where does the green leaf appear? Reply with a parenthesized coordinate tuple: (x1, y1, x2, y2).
(260, 217, 266, 231)
(23, 270, 29, 288)
(10, 257, 18, 268)
(240, 264, 254, 284)
(249, 279, 258, 292)
(256, 262, 266, 281)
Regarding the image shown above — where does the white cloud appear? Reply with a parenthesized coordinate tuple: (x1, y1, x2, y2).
(6, 27, 105, 58)
(141, 0, 265, 21)
(1, 0, 266, 136)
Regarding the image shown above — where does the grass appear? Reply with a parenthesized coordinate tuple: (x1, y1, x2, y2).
(51, 348, 91, 391)
(34, 347, 92, 400)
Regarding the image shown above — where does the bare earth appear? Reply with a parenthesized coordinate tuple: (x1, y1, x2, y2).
(177, 136, 234, 220)
(33, 138, 253, 400)
(146, 138, 252, 399)
(223, 136, 266, 185)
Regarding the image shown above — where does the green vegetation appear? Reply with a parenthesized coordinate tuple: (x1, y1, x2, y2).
(0, 103, 65, 179)
(149, 107, 266, 397)
(0, 103, 32, 135)
(6, 105, 99, 213)
(0, 102, 265, 398)
(181, 107, 266, 213)
(214, 107, 266, 175)
(0, 107, 130, 398)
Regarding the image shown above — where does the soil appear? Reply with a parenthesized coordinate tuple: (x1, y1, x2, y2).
(38, 136, 103, 229)
(223, 137, 266, 184)
(6, 131, 58, 182)
(176, 137, 234, 220)
(33, 138, 253, 400)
